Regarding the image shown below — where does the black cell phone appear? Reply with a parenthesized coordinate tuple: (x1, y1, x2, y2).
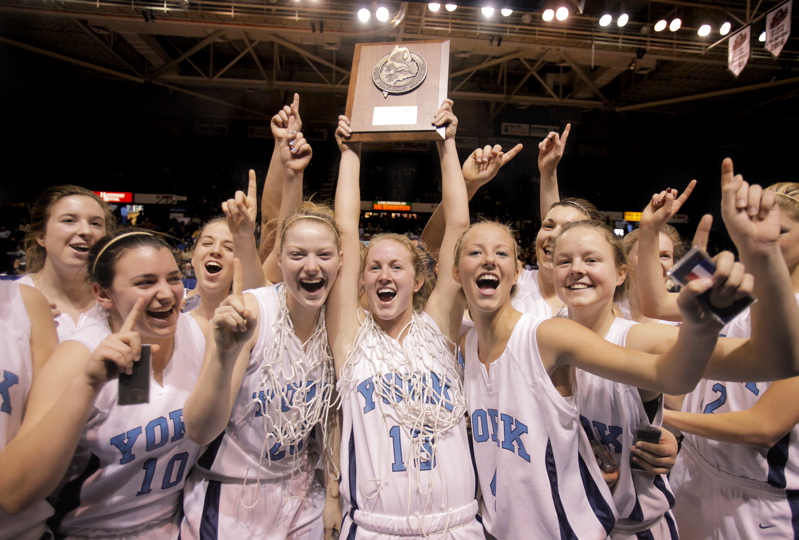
(630, 426, 662, 471)
(591, 439, 618, 474)
(118, 344, 150, 406)
(666, 246, 756, 324)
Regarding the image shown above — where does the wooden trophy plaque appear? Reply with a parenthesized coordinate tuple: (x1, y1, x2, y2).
(345, 40, 450, 142)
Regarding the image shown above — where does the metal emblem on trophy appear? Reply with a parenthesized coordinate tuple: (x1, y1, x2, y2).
(345, 40, 450, 142)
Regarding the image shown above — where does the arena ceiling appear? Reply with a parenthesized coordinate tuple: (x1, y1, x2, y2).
(1, 0, 798, 123)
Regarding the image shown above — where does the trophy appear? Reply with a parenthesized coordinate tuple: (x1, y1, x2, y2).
(345, 40, 450, 142)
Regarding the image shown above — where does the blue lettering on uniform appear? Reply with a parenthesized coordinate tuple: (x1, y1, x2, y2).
(358, 378, 376, 413)
(500, 413, 530, 461)
(146, 417, 169, 451)
(591, 420, 623, 454)
(472, 410, 489, 442)
(110, 427, 142, 464)
(745, 382, 760, 396)
(168, 409, 186, 442)
(488, 409, 499, 444)
(252, 381, 321, 417)
(0, 370, 19, 415)
(268, 439, 304, 461)
(471, 408, 530, 462)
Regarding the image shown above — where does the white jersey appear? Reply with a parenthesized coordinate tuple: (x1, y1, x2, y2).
(512, 268, 559, 318)
(463, 313, 616, 539)
(0, 282, 54, 540)
(18, 274, 106, 342)
(182, 284, 331, 539)
(681, 294, 799, 490)
(576, 317, 677, 538)
(192, 284, 330, 481)
(49, 314, 204, 538)
(338, 311, 480, 538)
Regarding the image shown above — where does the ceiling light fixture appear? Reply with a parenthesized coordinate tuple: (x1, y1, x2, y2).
(697, 24, 711, 37)
(481, 6, 494, 17)
(542, 8, 555, 21)
(556, 6, 569, 21)
(654, 19, 667, 32)
(599, 13, 612, 27)
(759, 31, 766, 42)
(501, 8, 513, 16)
(357, 7, 371, 21)
(445, 3, 457, 11)
(617, 13, 629, 27)
(428, 3, 441, 11)
(376, 6, 389, 21)
(720, 21, 731, 35)
(669, 17, 681, 32)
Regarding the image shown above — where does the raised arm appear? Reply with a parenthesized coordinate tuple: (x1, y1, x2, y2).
(704, 157, 799, 379)
(223, 170, 266, 290)
(326, 116, 364, 378)
(637, 180, 697, 321)
(262, 121, 314, 287)
(420, 143, 522, 261)
(538, 123, 571, 218)
(0, 299, 146, 514)
(260, 94, 302, 265)
(424, 100, 471, 342)
(184, 259, 258, 445)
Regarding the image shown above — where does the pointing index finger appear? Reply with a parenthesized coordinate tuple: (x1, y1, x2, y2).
(248, 170, 257, 202)
(121, 298, 145, 333)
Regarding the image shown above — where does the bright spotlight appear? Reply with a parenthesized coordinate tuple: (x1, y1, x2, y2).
(654, 19, 667, 32)
(669, 17, 681, 32)
(542, 8, 555, 21)
(445, 3, 457, 11)
(376, 6, 389, 21)
(357, 7, 371, 21)
(481, 6, 494, 17)
(720, 21, 731, 35)
(617, 13, 629, 27)
(698, 24, 711, 37)
(501, 8, 512, 16)
(759, 31, 766, 42)
(555, 6, 569, 20)
(599, 13, 612, 27)
(428, 3, 441, 11)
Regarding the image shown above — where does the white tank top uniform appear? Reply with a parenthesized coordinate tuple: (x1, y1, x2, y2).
(511, 268, 558, 318)
(671, 294, 799, 539)
(181, 284, 333, 539)
(0, 281, 55, 540)
(47, 314, 204, 539)
(462, 313, 617, 539)
(338, 311, 483, 539)
(576, 317, 679, 539)
(17, 274, 106, 342)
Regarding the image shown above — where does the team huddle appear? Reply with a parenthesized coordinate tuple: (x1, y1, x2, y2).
(2, 95, 799, 540)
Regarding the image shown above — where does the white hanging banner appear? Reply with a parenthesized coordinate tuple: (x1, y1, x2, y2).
(728, 25, 751, 77)
(766, 1, 792, 57)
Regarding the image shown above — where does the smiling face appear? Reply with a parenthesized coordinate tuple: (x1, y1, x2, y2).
(625, 231, 676, 279)
(191, 220, 234, 295)
(454, 223, 521, 316)
(38, 195, 107, 270)
(97, 245, 184, 338)
(536, 205, 590, 273)
(552, 226, 627, 312)
(278, 219, 342, 312)
(362, 239, 422, 324)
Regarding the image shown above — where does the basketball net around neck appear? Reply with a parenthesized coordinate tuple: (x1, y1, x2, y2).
(340, 311, 467, 539)
(243, 284, 338, 500)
